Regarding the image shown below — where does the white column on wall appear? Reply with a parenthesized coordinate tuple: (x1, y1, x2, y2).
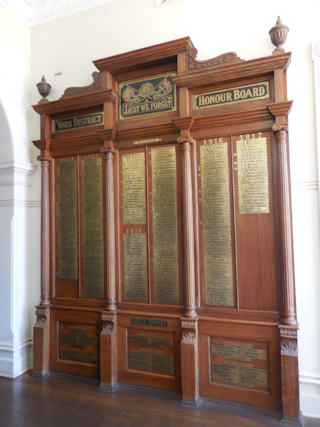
(0, 160, 40, 378)
(293, 41, 320, 418)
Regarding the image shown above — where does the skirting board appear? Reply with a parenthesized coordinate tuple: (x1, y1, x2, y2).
(300, 372, 320, 419)
(0, 339, 33, 378)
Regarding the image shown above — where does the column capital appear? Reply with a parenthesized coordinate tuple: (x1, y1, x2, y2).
(177, 135, 194, 146)
(272, 123, 288, 134)
(172, 116, 194, 132)
(101, 140, 117, 155)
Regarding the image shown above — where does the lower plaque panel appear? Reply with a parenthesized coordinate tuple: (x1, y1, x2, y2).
(128, 329, 174, 376)
(59, 322, 98, 364)
(211, 338, 268, 391)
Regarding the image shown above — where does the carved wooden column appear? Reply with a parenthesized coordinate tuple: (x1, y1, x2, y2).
(101, 138, 117, 312)
(272, 120, 300, 422)
(174, 118, 197, 318)
(33, 152, 51, 377)
(173, 117, 199, 404)
(100, 134, 118, 390)
(273, 124, 296, 326)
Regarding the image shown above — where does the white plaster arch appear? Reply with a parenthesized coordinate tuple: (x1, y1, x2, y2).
(0, 68, 30, 165)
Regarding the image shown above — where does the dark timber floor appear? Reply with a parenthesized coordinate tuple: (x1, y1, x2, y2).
(0, 372, 319, 427)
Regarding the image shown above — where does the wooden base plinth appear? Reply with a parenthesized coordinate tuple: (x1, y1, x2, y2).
(180, 318, 199, 404)
(279, 326, 300, 422)
(100, 312, 118, 390)
(33, 306, 50, 377)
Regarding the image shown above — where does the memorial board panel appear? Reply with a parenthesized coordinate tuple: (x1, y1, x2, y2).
(121, 152, 146, 225)
(56, 158, 78, 280)
(236, 135, 269, 214)
(150, 145, 179, 304)
(123, 231, 148, 301)
(128, 329, 174, 375)
(80, 156, 104, 299)
(199, 139, 234, 306)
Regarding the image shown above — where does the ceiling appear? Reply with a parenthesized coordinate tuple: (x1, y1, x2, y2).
(0, 0, 172, 27)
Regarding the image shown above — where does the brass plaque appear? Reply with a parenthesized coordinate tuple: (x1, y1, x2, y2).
(129, 351, 174, 375)
(195, 82, 269, 110)
(151, 146, 179, 304)
(133, 138, 162, 145)
(56, 159, 78, 280)
(130, 318, 168, 328)
(122, 152, 146, 225)
(60, 323, 98, 364)
(200, 140, 234, 306)
(129, 334, 173, 348)
(123, 232, 148, 301)
(212, 363, 268, 389)
(212, 342, 266, 362)
(236, 136, 269, 214)
(81, 157, 104, 299)
(119, 74, 176, 120)
(54, 112, 104, 132)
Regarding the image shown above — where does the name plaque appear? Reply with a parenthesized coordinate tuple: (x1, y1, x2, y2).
(121, 152, 146, 225)
(212, 363, 268, 389)
(131, 318, 168, 328)
(123, 232, 148, 301)
(129, 334, 173, 348)
(212, 342, 267, 362)
(54, 112, 104, 132)
(119, 75, 176, 120)
(199, 140, 234, 306)
(151, 146, 179, 304)
(236, 135, 270, 214)
(195, 82, 269, 109)
(129, 351, 174, 375)
(80, 156, 104, 299)
(56, 159, 78, 280)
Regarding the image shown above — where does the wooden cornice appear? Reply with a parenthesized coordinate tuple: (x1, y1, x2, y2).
(50, 133, 103, 147)
(93, 37, 196, 74)
(97, 129, 116, 142)
(267, 101, 293, 117)
(117, 123, 177, 142)
(32, 89, 117, 115)
(173, 52, 291, 88)
(193, 108, 273, 130)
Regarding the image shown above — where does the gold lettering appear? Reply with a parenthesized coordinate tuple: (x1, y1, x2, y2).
(259, 86, 266, 96)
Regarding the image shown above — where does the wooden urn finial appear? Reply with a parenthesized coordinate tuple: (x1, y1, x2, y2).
(269, 16, 289, 55)
(36, 75, 51, 104)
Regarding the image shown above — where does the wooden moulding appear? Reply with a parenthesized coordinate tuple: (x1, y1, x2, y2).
(33, 89, 117, 116)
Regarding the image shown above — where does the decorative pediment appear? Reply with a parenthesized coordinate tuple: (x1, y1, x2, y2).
(60, 72, 103, 99)
(187, 51, 244, 71)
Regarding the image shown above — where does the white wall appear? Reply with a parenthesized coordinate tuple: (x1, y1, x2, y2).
(1, 0, 319, 417)
(0, 3, 39, 378)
